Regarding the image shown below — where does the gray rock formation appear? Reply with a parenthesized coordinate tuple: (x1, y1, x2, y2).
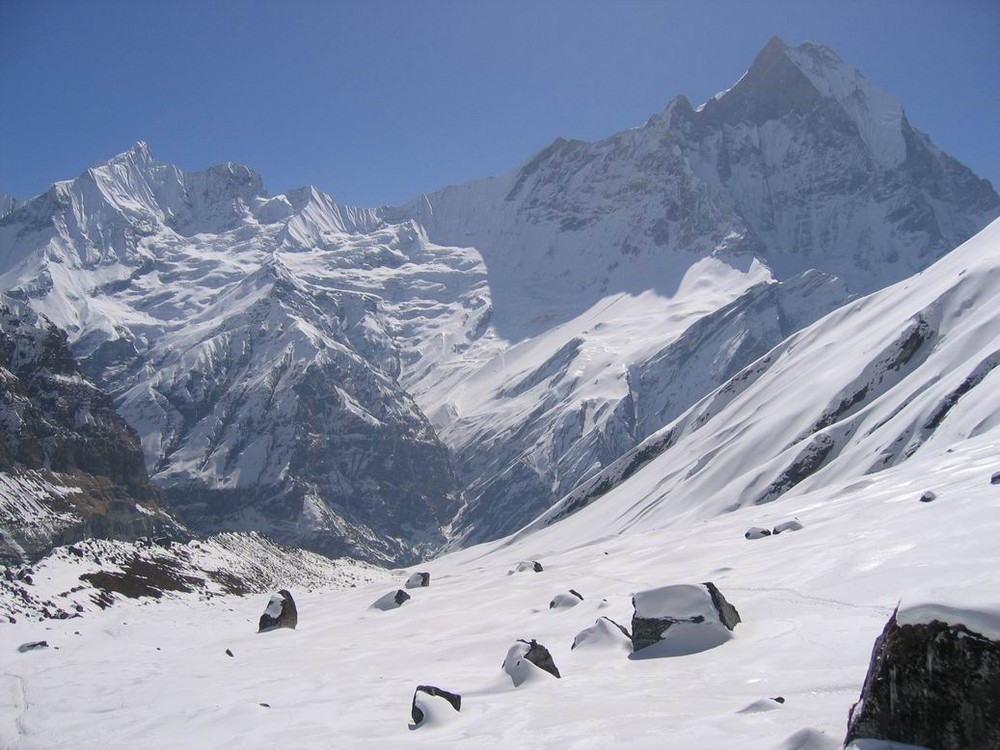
(405, 572, 430, 589)
(631, 582, 741, 652)
(258, 589, 297, 632)
(502, 639, 560, 682)
(846, 608, 1000, 749)
(371, 588, 410, 611)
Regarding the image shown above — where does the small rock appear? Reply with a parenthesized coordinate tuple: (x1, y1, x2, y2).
(550, 590, 584, 609)
(992, 471, 1000, 485)
(225, 649, 234, 657)
(773, 696, 785, 704)
(572, 617, 632, 652)
(745, 526, 771, 540)
(18, 640, 49, 653)
(371, 589, 411, 611)
(404, 572, 430, 589)
(259, 702, 270, 708)
(508, 560, 543, 575)
(410, 684, 462, 726)
(919, 490, 937, 503)
(772, 519, 804, 534)
(258, 589, 298, 632)
(502, 639, 561, 685)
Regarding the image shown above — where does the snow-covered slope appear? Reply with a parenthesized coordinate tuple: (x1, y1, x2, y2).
(395, 37, 998, 544)
(528, 216, 1000, 539)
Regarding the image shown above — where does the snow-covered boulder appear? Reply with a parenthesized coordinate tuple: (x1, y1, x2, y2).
(371, 589, 411, 611)
(405, 572, 430, 589)
(502, 639, 560, 686)
(508, 560, 543, 574)
(410, 684, 462, 727)
(745, 527, 771, 540)
(257, 589, 297, 632)
(549, 590, 583, 609)
(17, 640, 49, 653)
(772, 519, 804, 534)
(918, 490, 937, 503)
(630, 583, 741, 654)
(845, 597, 1000, 750)
(571, 617, 632, 652)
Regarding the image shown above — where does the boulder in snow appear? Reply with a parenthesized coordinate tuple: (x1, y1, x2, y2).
(502, 639, 561, 685)
(919, 490, 937, 503)
(991, 471, 1000, 485)
(371, 589, 411, 611)
(17, 640, 49, 653)
(571, 617, 632, 652)
(845, 599, 1000, 750)
(549, 589, 584, 609)
(508, 560, 543, 574)
(405, 572, 430, 589)
(630, 582, 741, 654)
(410, 684, 461, 726)
(745, 526, 771, 540)
(772, 519, 804, 534)
(258, 589, 297, 632)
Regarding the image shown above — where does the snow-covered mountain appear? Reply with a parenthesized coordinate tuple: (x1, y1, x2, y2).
(0, 146, 465, 564)
(394, 36, 999, 544)
(0, 195, 19, 221)
(0, 38, 997, 560)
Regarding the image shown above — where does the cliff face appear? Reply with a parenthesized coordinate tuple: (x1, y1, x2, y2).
(0, 301, 180, 562)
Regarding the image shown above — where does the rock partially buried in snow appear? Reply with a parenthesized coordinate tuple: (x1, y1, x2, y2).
(772, 519, 804, 534)
(405, 572, 430, 589)
(258, 589, 297, 632)
(502, 639, 561, 685)
(745, 526, 771, 540)
(371, 589, 411, 611)
(630, 582, 741, 654)
(17, 640, 49, 653)
(549, 590, 584, 609)
(571, 617, 632, 652)
(919, 490, 937, 503)
(508, 560, 543, 574)
(845, 597, 1000, 750)
(737, 697, 785, 714)
(991, 471, 1000, 485)
(410, 685, 461, 727)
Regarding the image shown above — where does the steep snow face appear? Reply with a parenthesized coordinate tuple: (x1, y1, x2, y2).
(0, 150, 469, 564)
(0, 195, 19, 220)
(528, 217, 1000, 540)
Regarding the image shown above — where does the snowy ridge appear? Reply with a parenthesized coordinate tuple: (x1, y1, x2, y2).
(526, 217, 1000, 537)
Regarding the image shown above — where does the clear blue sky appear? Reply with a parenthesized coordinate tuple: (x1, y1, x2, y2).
(2, 0, 998, 206)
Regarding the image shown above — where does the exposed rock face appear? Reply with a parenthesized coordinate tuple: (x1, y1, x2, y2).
(410, 685, 461, 726)
(0, 301, 180, 562)
(631, 582, 741, 652)
(846, 609, 1000, 750)
(258, 589, 297, 632)
(405, 572, 430, 589)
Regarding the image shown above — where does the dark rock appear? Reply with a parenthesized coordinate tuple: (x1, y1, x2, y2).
(259, 703, 270, 708)
(773, 696, 785, 704)
(405, 572, 430, 589)
(17, 640, 48, 652)
(631, 582, 741, 652)
(410, 684, 462, 725)
(371, 588, 411, 611)
(745, 526, 771, 539)
(257, 589, 298, 632)
(225, 649, 234, 657)
(992, 471, 1000, 485)
(506, 638, 560, 679)
(771, 519, 804, 534)
(919, 490, 937, 503)
(845, 609, 1000, 749)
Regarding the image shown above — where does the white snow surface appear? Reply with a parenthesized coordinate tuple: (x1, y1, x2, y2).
(2, 425, 999, 747)
(632, 583, 719, 621)
(896, 596, 1000, 641)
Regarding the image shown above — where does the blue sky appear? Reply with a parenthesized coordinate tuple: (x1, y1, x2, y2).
(1, 0, 998, 206)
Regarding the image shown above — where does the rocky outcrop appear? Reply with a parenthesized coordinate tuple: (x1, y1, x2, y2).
(405, 572, 430, 589)
(371, 589, 410, 611)
(502, 639, 561, 685)
(0, 301, 180, 563)
(846, 606, 1000, 750)
(258, 589, 298, 632)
